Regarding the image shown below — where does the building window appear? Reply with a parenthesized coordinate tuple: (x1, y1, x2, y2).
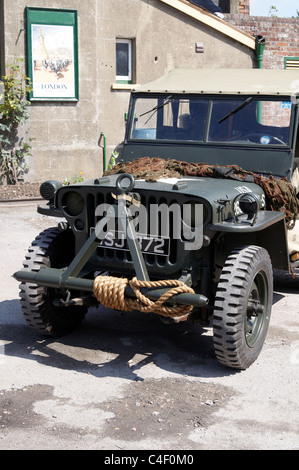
(116, 39, 133, 83)
(284, 57, 299, 70)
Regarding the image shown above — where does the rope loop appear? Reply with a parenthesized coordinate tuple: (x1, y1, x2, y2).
(93, 275, 195, 318)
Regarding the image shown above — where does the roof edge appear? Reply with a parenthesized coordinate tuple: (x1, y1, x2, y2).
(158, 0, 256, 50)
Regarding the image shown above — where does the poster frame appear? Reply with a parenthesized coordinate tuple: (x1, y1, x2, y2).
(26, 7, 79, 102)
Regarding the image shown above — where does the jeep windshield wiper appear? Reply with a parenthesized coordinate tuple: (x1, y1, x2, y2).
(218, 97, 253, 124)
(140, 95, 173, 124)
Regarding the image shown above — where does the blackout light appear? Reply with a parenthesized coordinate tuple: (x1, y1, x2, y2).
(40, 180, 63, 201)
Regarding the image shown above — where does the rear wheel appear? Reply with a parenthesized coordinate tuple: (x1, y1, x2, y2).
(213, 245, 273, 370)
(19, 227, 87, 336)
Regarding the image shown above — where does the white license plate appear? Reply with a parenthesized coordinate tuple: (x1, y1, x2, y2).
(97, 231, 170, 256)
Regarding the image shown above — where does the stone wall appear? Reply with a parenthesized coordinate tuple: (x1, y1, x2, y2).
(238, 1, 249, 15)
(219, 0, 249, 14)
(225, 14, 299, 69)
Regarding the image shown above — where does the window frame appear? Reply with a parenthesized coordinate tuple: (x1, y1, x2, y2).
(116, 38, 133, 84)
(128, 94, 292, 147)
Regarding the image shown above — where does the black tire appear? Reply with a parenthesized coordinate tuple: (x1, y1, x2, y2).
(213, 245, 273, 370)
(19, 227, 87, 336)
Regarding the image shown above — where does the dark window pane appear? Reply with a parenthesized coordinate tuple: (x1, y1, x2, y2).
(116, 43, 129, 77)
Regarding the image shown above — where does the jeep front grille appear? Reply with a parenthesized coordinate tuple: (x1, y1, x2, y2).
(58, 186, 209, 277)
(95, 190, 183, 275)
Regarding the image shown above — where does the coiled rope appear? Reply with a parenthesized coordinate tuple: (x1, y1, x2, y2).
(93, 275, 195, 318)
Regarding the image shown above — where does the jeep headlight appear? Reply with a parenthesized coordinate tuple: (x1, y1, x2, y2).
(61, 190, 85, 216)
(239, 193, 260, 215)
(234, 193, 261, 224)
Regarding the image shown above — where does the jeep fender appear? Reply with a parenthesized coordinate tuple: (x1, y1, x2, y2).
(211, 212, 289, 272)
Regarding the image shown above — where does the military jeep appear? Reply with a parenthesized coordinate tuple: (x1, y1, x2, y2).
(14, 69, 299, 370)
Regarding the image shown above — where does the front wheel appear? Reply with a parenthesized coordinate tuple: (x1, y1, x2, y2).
(19, 227, 87, 336)
(213, 245, 273, 370)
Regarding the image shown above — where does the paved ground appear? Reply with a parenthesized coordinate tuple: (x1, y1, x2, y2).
(0, 202, 298, 451)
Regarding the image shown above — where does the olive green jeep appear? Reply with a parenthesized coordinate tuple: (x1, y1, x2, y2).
(14, 69, 299, 370)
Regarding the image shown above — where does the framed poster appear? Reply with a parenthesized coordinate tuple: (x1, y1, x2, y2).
(26, 8, 79, 101)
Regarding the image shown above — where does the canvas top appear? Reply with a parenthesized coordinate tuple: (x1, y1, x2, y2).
(134, 68, 299, 97)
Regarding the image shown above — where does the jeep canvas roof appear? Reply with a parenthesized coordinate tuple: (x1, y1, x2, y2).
(134, 68, 299, 96)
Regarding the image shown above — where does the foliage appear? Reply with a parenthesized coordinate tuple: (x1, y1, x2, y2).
(62, 172, 84, 185)
(268, 5, 278, 17)
(108, 151, 119, 170)
(0, 58, 33, 184)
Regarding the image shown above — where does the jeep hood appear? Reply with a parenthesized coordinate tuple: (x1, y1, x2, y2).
(82, 173, 264, 208)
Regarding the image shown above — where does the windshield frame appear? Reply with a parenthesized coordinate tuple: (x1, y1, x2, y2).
(126, 93, 294, 149)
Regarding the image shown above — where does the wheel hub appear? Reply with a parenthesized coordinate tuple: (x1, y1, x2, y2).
(246, 275, 268, 347)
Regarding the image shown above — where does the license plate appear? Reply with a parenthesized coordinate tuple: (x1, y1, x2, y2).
(97, 230, 170, 256)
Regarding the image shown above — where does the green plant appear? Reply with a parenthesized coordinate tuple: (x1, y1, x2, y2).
(108, 150, 119, 170)
(62, 172, 84, 185)
(0, 58, 33, 184)
(268, 5, 278, 17)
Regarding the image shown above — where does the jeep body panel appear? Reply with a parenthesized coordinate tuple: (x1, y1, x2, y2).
(122, 143, 294, 178)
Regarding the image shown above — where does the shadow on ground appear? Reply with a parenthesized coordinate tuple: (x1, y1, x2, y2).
(0, 298, 237, 381)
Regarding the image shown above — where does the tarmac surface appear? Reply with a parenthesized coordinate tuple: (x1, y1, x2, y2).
(0, 201, 298, 451)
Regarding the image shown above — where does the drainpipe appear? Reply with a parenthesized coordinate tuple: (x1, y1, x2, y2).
(99, 132, 107, 172)
(255, 35, 265, 69)
(255, 35, 266, 123)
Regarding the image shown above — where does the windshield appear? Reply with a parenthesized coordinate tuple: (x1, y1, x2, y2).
(129, 96, 292, 146)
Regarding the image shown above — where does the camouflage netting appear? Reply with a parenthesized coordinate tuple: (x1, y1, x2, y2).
(104, 157, 299, 229)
